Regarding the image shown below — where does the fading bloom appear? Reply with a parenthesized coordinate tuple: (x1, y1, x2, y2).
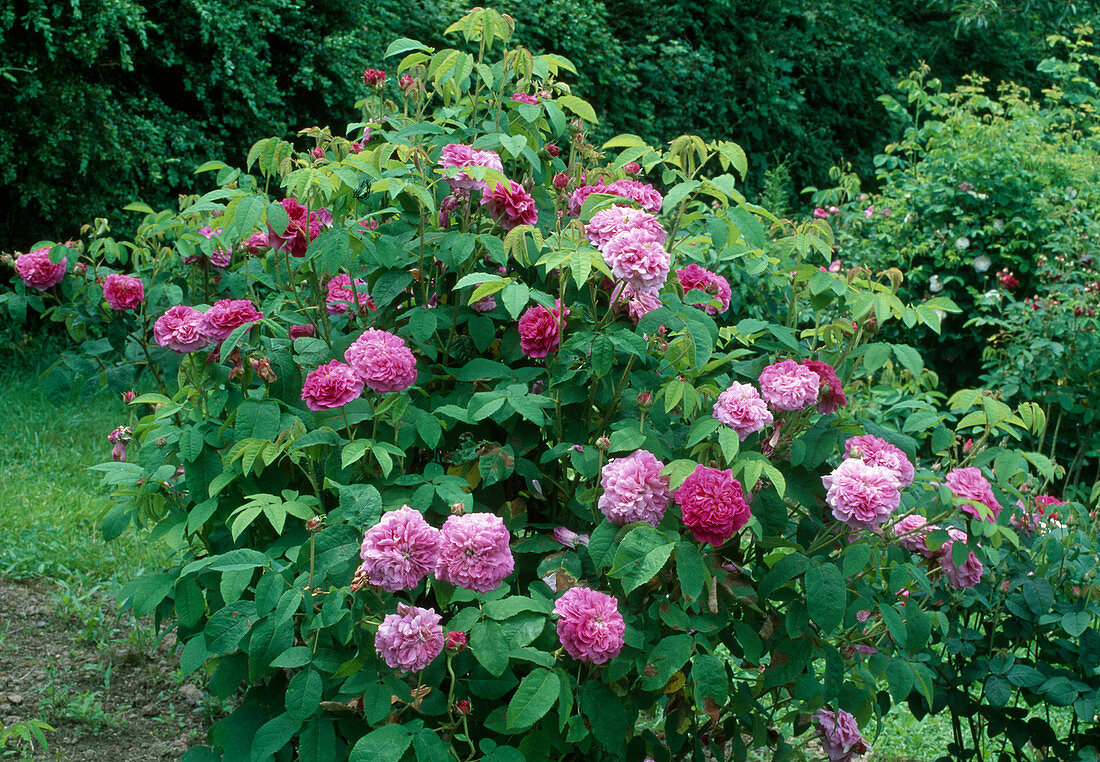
(844, 435, 914, 488)
(326, 274, 375, 315)
(972, 254, 992, 273)
(801, 359, 846, 414)
(470, 294, 497, 313)
(199, 298, 263, 342)
(598, 450, 672, 526)
(344, 328, 418, 393)
(956, 237, 971, 251)
(14, 246, 67, 290)
(892, 514, 936, 557)
(554, 587, 625, 664)
(759, 359, 821, 412)
(553, 527, 590, 548)
(245, 231, 269, 256)
(301, 360, 364, 411)
(823, 460, 901, 530)
(108, 425, 132, 462)
(939, 527, 983, 589)
(603, 228, 670, 292)
(518, 301, 567, 359)
(511, 92, 539, 104)
(611, 283, 663, 325)
(154, 305, 209, 353)
(375, 604, 444, 673)
(675, 465, 751, 546)
(481, 180, 538, 230)
(815, 708, 869, 762)
(929, 275, 944, 293)
(712, 382, 773, 440)
(438, 144, 504, 191)
(357, 506, 441, 592)
(102, 273, 145, 311)
(585, 205, 666, 250)
(945, 467, 1002, 522)
(435, 512, 514, 593)
(677, 264, 731, 315)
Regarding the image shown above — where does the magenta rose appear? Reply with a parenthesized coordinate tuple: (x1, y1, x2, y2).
(554, 587, 625, 664)
(102, 273, 145, 311)
(199, 299, 263, 342)
(674, 465, 751, 546)
(801, 359, 847, 414)
(845, 435, 914, 488)
(344, 328, 418, 393)
(518, 301, 567, 359)
(267, 198, 328, 257)
(154, 306, 209, 353)
(677, 264, 731, 315)
(374, 603, 444, 673)
(326, 274, 375, 315)
(939, 527, 984, 588)
(14, 246, 67, 290)
(300, 360, 364, 411)
(945, 467, 1002, 522)
(759, 359, 821, 412)
(438, 144, 504, 191)
(357, 506, 440, 592)
(815, 708, 869, 762)
(435, 512, 514, 593)
(481, 179, 539, 230)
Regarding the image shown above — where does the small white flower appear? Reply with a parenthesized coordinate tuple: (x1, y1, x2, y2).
(973, 254, 992, 273)
(956, 237, 971, 250)
(929, 275, 944, 293)
(992, 219, 1005, 232)
(983, 289, 1003, 302)
(904, 212, 914, 224)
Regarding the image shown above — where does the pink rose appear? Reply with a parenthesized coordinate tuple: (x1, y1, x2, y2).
(939, 527, 983, 588)
(677, 264, 731, 315)
(344, 328, 418, 393)
(554, 587, 625, 664)
(199, 299, 263, 342)
(815, 708, 869, 761)
(325, 274, 375, 315)
(713, 382, 773, 440)
(245, 231, 269, 256)
(602, 228, 670, 292)
(438, 144, 504, 191)
(518, 300, 566, 359)
(801, 359, 847, 414)
(357, 506, 440, 592)
(674, 465, 751, 546)
(823, 459, 901, 530)
(598, 449, 672, 526)
(759, 359, 821, 412)
(845, 435, 914, 487)
(374, 603, 443, 673)
(300, 360, 364, 411)
(154, 306, 209, 353)
(14, 246, 67, 290)
(267, 198, 328, 257)
(481, 180, 539, 230)
(892, 514, 936, 557)
(585, 205, 666, 250)
(511, 92, 539, 104)
(288, 323, 316, 341)
(362, 68, 387, 88)
(945, 467, 1002, 522)
(612, 283, 663, 324)
(102, 273, 145, 311)
(435, 512, 514, 593)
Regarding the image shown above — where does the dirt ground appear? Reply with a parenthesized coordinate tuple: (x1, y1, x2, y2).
(0, 577, 212, 761)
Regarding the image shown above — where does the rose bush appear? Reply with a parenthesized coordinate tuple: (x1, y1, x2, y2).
(5, 9, 1100, 761)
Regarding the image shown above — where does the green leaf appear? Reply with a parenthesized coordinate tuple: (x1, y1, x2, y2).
(131, 572, 176, 618)
(349, 724, 413, 762)
(609, 526, 674, 594)
(586, 520, 618, 570)
(249, 712, 301, 762)
(886, 659, 914, 703)
(470, 620, 509, 676)
(413, 727, 451, 762)
(675, 542, 705, 603)
(286, 669, 323, 721)
(1062, 611, 1091, 637)
(804, 563, 846, 634)
(206, 601, 259, 653)
(984, 675, 1012, 707)
(580, 683, 634, 752)
(505, 667, 560, 730)
(1023, 578, 1054, 615)
(639, 634, 693, 691)
(175, 578, 206, 628)
(691, 653, 728, 705)
(179, 427, 205, 462)
(500, 281, 530, 319)
(556, 94, 598, 124)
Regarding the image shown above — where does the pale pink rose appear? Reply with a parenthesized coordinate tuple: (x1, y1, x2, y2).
(374, 603, 444, 673)
(945, 467, 1002, 522)
(823, 459, 901, 530)
(892, 514, 936, 557)
(14, 246, 67, 290)
(554, 587, 625, 664)
(611, 283, 663, 324)
(102, 273, 145, 311)
(518, 301, 567, 359)
(815, 708, 869, 762)
(357, 506, 441, 592)
(553, 527, 589, 548)
(845, 435, 914, 487)
(802, 359, 847, 414)
(598, 450, 672, 526)
(438, 144, 504, 191)
(344, 328, 418, 393)
(677, 264, 731, 315)
(154, 306, 209, 353)
(300, 360, 364, 411)
(674, 465, 751, 546)
(713, 382, 774, 440)
(939, 527, 983, 588)
(199, 298, 263, 342)
(325, 274, 375, 315)
(481, 180, 539, 230)
(585, 205, 666, 250)
(603, 228, 670, 292)
(759, 359, 821, 412)
(435, 512, 514, 593)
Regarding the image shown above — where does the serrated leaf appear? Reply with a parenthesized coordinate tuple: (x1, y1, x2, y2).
(505, 668, 560, 730)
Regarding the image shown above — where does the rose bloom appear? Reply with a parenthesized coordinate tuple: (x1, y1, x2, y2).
(815, 708, 869, 762)
(674, 465, 751, 546)
(325, 274, 374, 315)
(344, 328, 418, 393)
(154, 305, 210, 353)
(823, 459, 901, 530)
(518, 301, 567, 359)
(585, 205, 667, 250)
(199, 298, 263, 342)
(758, 359, 821, 412)
(102, 273, 145, 311)
(844, 435, 914, 488)
(14, 246, 67, 290)
(598, 449, 672, 526)
(611, 283, 663, 325)
(801, 359, 846, 414)
(267, 198, 328, 257)
(244, 231, 269, 256)
(362, 68, 387, 88)
(374, 604, 444, 673)
(357, 506, 440, 592)
(300, 360, 364, 411)
(677, 264, 732, 315)
(553, 527, 589, 548)
(713, 382, 774, 440)
(892, 514, 936, 557)
(195, 225, 232, 269)
(945, 467, 1002, 522)
(603, 228, 670, 292)
(481, 180, 539, 230)
(567, 179, 663, 216)
(470, 294, 497, 313)
(435, 512, 514, 593)
(438, 144, 504, 191)
(511, 92, 539, 104)
(288, 323, 316, 341)
(939, 527, 984, 589)
(554, 587, 625, 664)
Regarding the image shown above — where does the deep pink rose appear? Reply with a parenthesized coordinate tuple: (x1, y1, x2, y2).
(199, 299, 263, 342)
(674, 465, 751, 546)
(374, 604, 443, 673)
(357, 506, 440, 592)
(344, 328, 418, 393)
(845, 435, 914, 487)
(326, 274, 375, 315)
(939, 527, 984, 588)
(267, 198, 328, 257)
(481, 180, 539, 230)
(815, 708, 869, 761)
(802, 359, 847, 414)
(300, 360, 364, 411)
(154, 306, 209, 353)
(511, 92, 539, 104)
(677, 264, 731, 315)
(102, 273, 145, 311)
(518, 300, 567, 359)
(945, 467, 1002, 522)
(14, 246, 67, 290)
(554, 587, 625, 664)
(288, 323, 316, 341)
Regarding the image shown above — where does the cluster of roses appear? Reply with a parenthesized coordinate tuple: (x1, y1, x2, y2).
(437, 144, 537, 232)
(14, 245, 147, 311)
(301, 328, 417, 411)
(356, 506, 626, 671)
(153, 298, 264, 353)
